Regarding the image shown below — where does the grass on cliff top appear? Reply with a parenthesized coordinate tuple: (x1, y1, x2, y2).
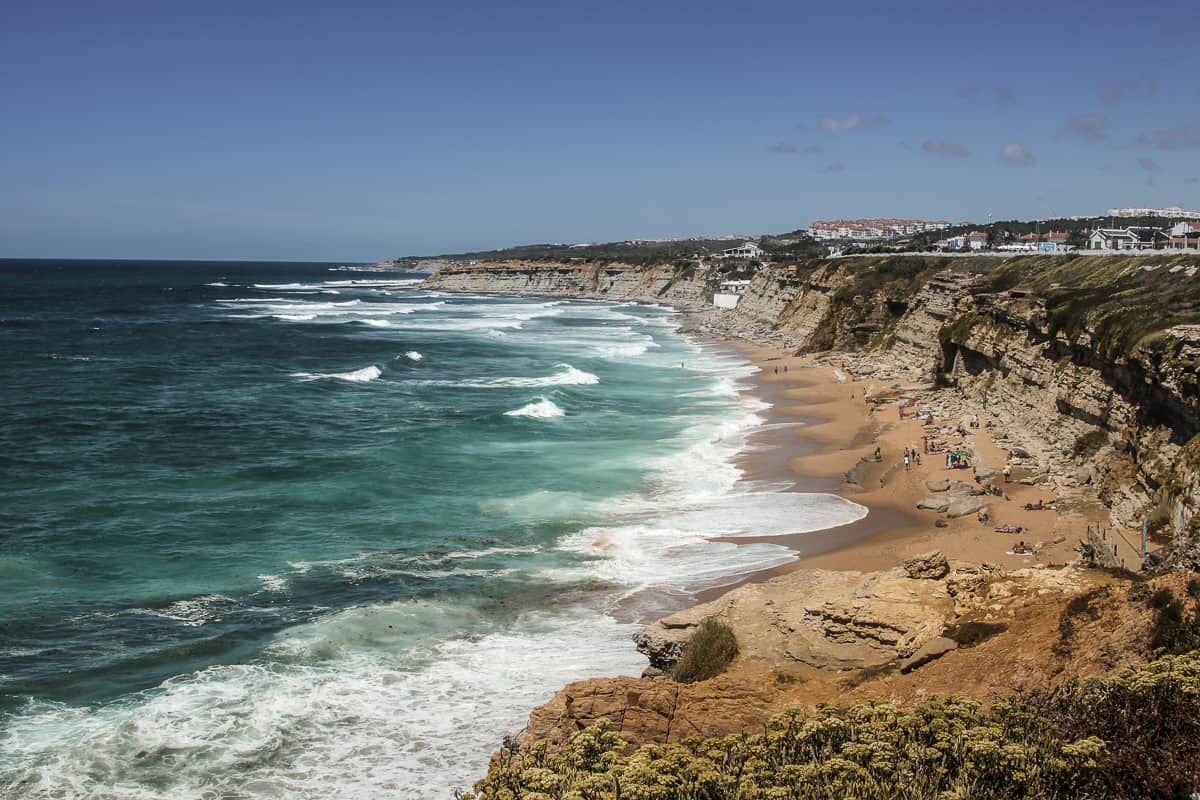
(985, 253, 1200, 359)
(465, 651, 1200, 800)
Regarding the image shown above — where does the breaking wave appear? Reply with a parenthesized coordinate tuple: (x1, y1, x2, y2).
(291, 365, 382, 383)
(503, 398, 565, 419)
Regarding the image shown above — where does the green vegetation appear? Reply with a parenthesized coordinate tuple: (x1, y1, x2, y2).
(394, 231, 824, 267)
(670, 619, 738, 683)
(983, 254, 1200, 360)
(463, 652, 1200, 799)
(938, 311, 989, 345)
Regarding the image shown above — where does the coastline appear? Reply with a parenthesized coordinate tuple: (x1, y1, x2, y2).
(700, 334, 1090, 587)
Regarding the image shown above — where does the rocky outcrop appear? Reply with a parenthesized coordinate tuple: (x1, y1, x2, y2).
(903, 551, 950, 579)
(517, 563, 1115, 752)
(636, 565, 968, 672)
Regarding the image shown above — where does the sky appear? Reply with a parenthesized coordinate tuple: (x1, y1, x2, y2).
(2, 0, 1198, 261)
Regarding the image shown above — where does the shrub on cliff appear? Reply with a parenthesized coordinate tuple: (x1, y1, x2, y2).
(670, 618, 738, 683)
(460, 652, 1200, 800)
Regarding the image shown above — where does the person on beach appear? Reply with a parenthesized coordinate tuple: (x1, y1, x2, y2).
(1003, 464, 1011, 483)
(904, 453, 910, 470)
(874, 446, 881, 462)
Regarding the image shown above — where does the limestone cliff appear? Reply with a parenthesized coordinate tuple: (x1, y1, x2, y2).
(422, 259, 712, 308)
(423, 252, 1200, 565)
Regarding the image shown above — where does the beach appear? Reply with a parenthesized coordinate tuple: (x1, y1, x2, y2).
(704, 337, 1097, 588)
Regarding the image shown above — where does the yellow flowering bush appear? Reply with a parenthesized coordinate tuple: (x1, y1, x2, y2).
(460, 652, 1200, 800)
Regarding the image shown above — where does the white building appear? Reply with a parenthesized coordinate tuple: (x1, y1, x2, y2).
(809, 218, 952, 241)
(966, 231, 989, 250)
(720, 241, 764, 260)
(1089, 228, 1138, 250)
(1107, 206, 1200, 220)
(713, 280, 752, 309)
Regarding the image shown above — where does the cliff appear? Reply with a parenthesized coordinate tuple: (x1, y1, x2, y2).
(424, 253, 1200, 565)
(431, 253, 1200, 794)
(422, 259, 713, 308)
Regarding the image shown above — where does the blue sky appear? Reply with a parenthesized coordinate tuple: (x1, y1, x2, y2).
(2, 0, 1198, 260)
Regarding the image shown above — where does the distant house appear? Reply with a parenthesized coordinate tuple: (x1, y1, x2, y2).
(938, 235, 966, 251)
(721, 241, 764, 260)
(966, 231, 989, 251)
(1089, 228, 1138, 250)
(1018, 231, 1069, 246)
(1168, 224, 1200, 250)
(1128, 227, 1168, 250)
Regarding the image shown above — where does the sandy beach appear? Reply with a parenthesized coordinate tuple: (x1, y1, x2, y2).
(697, 337, 1103, 599)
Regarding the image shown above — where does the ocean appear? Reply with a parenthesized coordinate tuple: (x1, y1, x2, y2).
(0, 260, 866, 799)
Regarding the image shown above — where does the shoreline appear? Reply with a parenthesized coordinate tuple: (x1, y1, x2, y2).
(692, 332, 1093, 591)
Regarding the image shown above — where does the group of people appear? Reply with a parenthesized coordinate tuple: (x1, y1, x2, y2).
(902, 446, 921, 470)
(945, 451, 968, 469)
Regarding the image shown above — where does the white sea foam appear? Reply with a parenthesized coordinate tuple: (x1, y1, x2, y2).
(132, 595, 234, 627)
(504, 398, 564, 419)
(404, 351, 423, 361)
(257, 574, 287, 593)
(412, 363, 598, 389)
(204, 282, 230, 287)
(0, 603, 644, 800)
(360, 319, 393, 328)
(291, 366, 382, 383)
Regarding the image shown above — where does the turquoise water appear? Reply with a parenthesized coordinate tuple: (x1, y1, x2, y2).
(0, 260, 864, 798)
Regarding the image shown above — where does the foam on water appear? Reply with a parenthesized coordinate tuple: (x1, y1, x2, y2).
(0, 603, 644, 800)
(0, 286, 872, 800)
(412, 363, 598, 389)
(503, 397, 565, 419)
(291, 365, 382, 383)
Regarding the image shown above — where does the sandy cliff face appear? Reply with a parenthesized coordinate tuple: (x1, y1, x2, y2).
(423, 260, 711, 307)
(937, 294, 1200, 540)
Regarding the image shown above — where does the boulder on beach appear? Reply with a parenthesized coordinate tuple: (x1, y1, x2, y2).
(926, 479, 951, 492)
(974, 467, 998, 483)
(916, 497, 951, 512)
(947, 498, 986, 518)
(950, 480, 986, 496)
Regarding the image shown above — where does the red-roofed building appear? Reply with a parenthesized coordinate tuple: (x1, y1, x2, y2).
(966, 231, 989, 250)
